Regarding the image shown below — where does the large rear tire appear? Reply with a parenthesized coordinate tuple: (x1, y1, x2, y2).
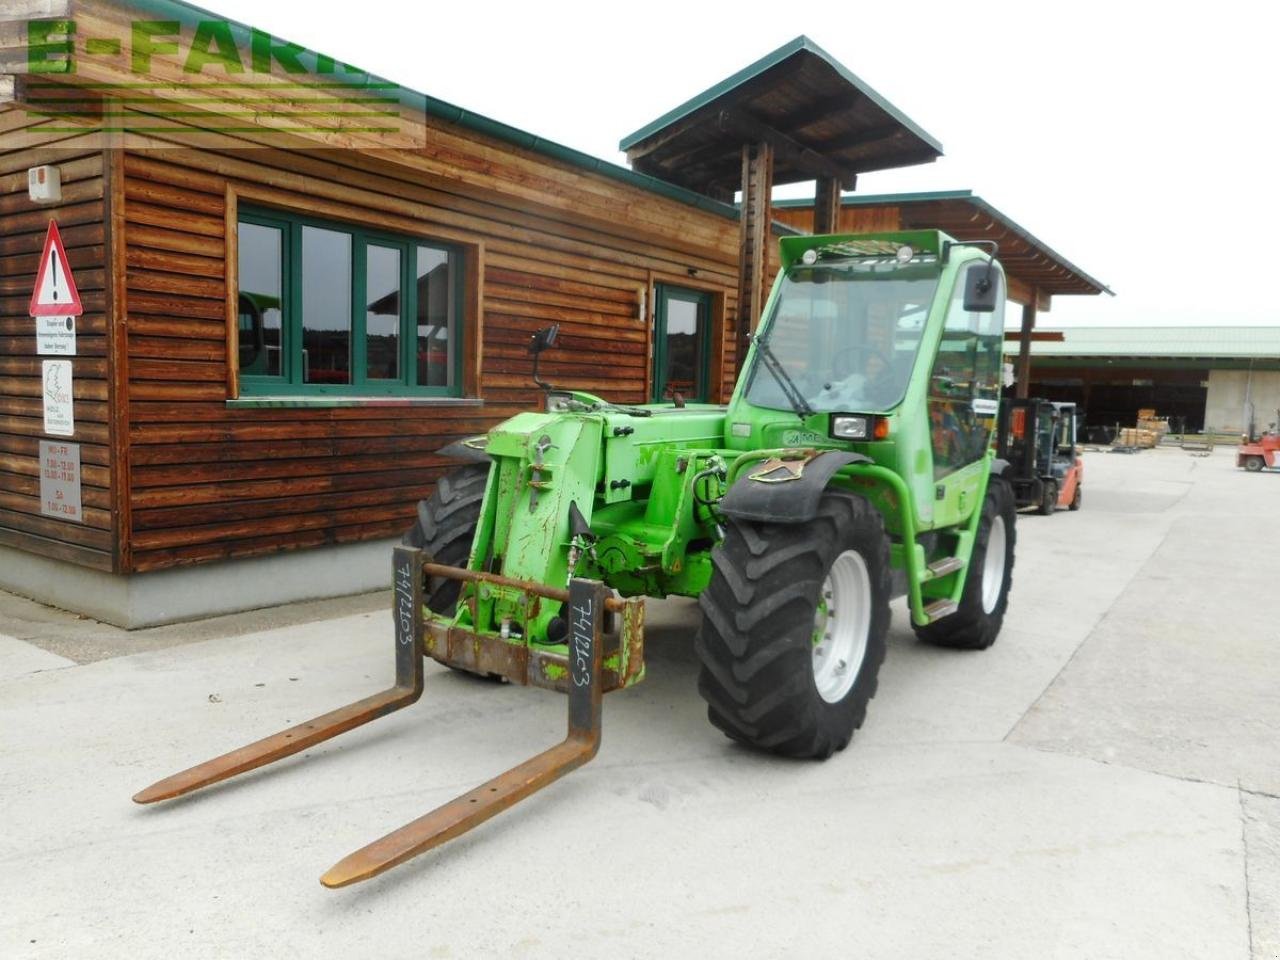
(913, 476, 1016, 651)
(695, 491, 891, 759)
(402, 462, 490, 636)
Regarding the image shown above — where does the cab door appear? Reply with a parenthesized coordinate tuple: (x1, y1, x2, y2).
(926, 262, 1005, 526)
(652, 284, 711, 403)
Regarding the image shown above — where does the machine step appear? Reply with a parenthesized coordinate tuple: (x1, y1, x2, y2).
(924, 556, 965, 580)
(923, 599, 959, 622)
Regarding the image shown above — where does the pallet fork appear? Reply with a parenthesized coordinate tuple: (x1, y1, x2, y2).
(133, 547, 609, 888)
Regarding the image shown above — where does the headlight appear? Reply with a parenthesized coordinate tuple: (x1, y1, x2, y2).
(831, 415, 869, 440)
(545, 392, 572, 412)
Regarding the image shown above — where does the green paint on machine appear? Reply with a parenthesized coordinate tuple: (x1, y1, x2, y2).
(418, 230, 1015, 735)
(782, 430, 826, 446)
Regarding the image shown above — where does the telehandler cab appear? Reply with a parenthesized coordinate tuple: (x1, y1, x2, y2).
(135, 231, 1018, 887)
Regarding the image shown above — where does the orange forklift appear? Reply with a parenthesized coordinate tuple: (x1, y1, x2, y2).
(1238, 415, 1280, 471)
(998, 398, 1083, 514)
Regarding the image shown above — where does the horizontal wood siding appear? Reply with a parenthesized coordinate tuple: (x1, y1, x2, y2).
(771, 204, 904, 234)
(122, 131, 743, 572)
(0, 108, 114, 570)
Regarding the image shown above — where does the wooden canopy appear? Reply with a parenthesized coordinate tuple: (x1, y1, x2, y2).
(773, 190, 1113, 308)
(772, 189, 1114, 399)
(620, 36, 943, 200)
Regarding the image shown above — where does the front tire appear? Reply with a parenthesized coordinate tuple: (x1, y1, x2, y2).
(913, 476, 1016, 650)
(402, 465, 499, 680)
(694, 491, 891, 759)
(1244, 456, 1264, 473)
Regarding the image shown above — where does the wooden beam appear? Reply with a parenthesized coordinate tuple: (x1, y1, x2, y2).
(646, 133, 744, 183)
(736, 140, 774, 368)
(1003, 330, 1063, 343)
(779, 91, 864, 135)
(646, 110, 879, 193)
(720, 110, 854, 188)
(819, 123, 907, 156)
(1015, 298, 1037, 399)
(813, 175, 840, 235)
(623, 106, 719, 165)
(850, 147, 940, 175)
(10, 74, 104, 119)
(104, 145, 133, 574)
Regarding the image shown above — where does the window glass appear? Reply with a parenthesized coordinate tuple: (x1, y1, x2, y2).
(744, 260, 940, 413)
(237, 222, 283, 377)
(365, 244, 402, 380)
(928, 264, 1006, 477)
(236, 211, 463, 396)
(301, 226, 352, 385)
(416, 245, 454, 388)
(664, 296, 702, 399)
(653, 286, 710, 402)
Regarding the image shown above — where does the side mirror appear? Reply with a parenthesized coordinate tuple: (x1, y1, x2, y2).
(529, 324, 560, 356)
(529, 324, 560, 391)
(963, 263, 999, 313)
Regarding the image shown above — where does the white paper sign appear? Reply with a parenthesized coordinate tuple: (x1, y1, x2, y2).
(36, 315, 76, 356)
(39, 441, 82, 523)
(42, 360, 74, 437)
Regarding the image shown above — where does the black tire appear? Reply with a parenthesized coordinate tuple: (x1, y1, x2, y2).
(1068, 480, 1082, 511)
(694, 491, 891, 759)
(1037, 479, 1057, 515)
(1244, 456, 1264, 473)
(913, 476, 1016, 651)
(402, 463, 489, 620)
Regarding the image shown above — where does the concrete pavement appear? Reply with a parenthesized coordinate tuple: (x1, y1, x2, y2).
(1, 445, 1277, 959)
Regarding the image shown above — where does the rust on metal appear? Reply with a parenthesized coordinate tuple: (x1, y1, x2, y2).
(134, 550, 616, 890)
(424, 562, 625, 612)
(622, 597, 646, 687)
(422, 620, 627, 692)
(319, 578, 609, 889)
(133, 547, 428, 805)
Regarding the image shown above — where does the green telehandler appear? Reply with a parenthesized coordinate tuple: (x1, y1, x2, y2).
(135, 230, 1017, 887)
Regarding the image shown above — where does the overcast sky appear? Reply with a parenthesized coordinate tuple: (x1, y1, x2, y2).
(203, 0, 1279, 329)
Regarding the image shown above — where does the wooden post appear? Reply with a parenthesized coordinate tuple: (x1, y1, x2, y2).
(735, 140, 774, 372)
(1015, 297, 1037, 399)
(814, 175, 841, 235)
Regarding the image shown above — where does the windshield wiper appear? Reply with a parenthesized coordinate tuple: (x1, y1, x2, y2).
(754, 335, 814, 420)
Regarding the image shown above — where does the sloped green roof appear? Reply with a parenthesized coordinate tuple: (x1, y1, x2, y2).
(619, 36, 942, 155)
(1029, 326, 1280, 358)
(776, 189, 1112, 297)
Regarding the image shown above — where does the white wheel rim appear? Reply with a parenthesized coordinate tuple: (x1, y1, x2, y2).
(981, 516, 1007, 614)
(811, 550, 872, 704)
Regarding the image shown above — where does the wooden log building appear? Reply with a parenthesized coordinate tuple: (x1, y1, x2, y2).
(0, 5, 1102, 626)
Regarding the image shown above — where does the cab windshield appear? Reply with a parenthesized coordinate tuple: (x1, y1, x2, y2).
(744, 257, 942, 414)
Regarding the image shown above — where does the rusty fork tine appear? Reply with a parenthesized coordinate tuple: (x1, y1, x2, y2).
(133, 548, 427, 805)
(320, 579, 608, 889)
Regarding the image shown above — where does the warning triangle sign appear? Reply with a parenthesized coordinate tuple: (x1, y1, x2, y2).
(29, 221, 84, 318)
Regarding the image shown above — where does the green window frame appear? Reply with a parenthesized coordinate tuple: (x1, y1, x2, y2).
(236, 206, 466, 397)
(652, 283, 712, 403)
